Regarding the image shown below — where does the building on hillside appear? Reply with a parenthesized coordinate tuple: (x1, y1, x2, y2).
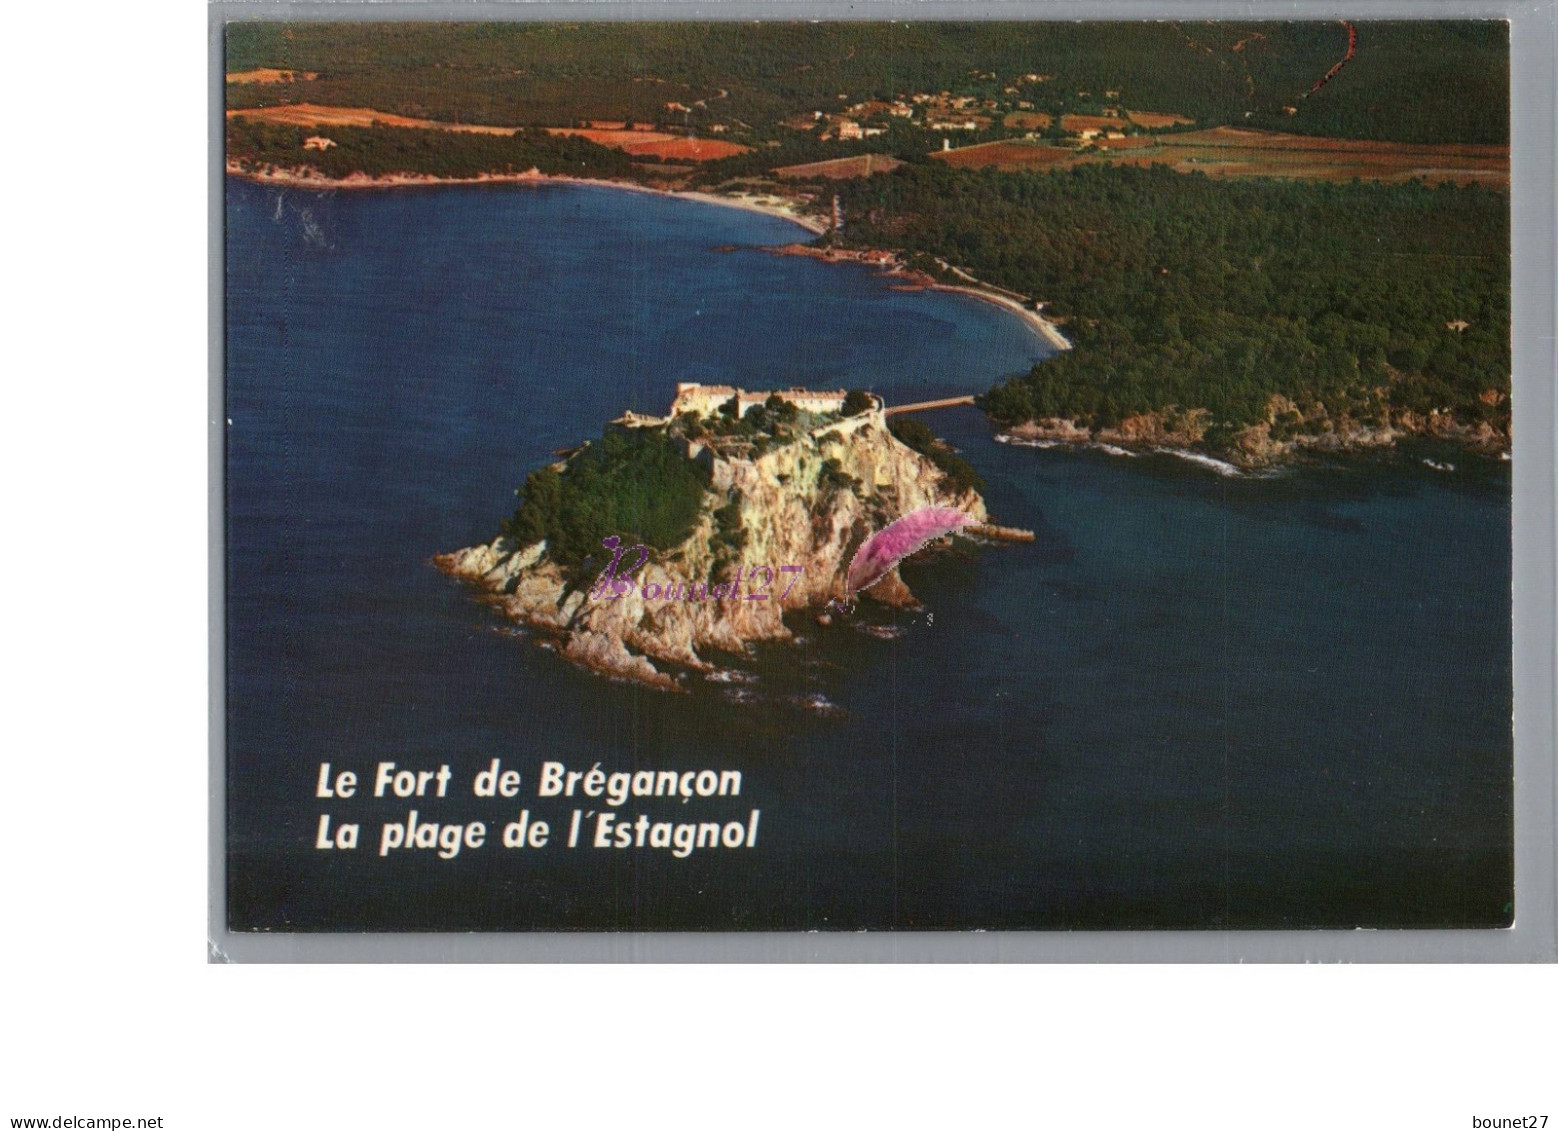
(849, 100, 897, 119)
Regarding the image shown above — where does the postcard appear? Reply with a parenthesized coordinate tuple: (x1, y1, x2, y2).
(221, 19, 1513, 934)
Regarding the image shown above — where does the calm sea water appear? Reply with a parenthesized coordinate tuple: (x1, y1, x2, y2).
(225, 177, 1512, 931)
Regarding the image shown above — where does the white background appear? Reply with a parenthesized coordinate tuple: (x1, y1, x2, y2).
(3, 3, 1552, 1127)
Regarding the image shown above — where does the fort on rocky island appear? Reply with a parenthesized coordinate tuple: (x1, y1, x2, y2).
(437, 383, 1003, 690)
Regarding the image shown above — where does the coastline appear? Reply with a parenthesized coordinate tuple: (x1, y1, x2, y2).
(674, 188, 829, 235)
(762, 241, 1075, 353)
(226, 164, 1076, 347)
(996, 407, 1510, 473)
(226, 163, 1506, 472)
(224, 162, 828, 235)
(926, 283, 1073, 352)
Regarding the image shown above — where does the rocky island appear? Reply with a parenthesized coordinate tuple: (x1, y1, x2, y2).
(436, 384, 1018, 690)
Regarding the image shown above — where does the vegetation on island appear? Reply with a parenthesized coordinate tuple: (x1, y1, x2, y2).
(502, 427, 710, 574)
(842, 390, 877, 416)
(888, 418, 985, 495)
(502, 397, 868, 577)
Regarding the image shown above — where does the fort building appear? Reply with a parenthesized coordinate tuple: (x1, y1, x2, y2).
(669, 383, 854, 419)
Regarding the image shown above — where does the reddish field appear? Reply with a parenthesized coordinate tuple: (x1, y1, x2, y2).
(227, 104, 514, 135)
(931, 141, 1075, 171)
(1007, 109, 1193, 132)
(1060, 113, 1127, 134)
(546, 127, 679, 146)
(1093, 135, 1155, 150)
(547, 129, 748, 161)
(617, 137, 750, 161)
(1002, 111, 1053, 130)
(226, 68, 317, 85)
(1124, 109, 1195, 128)
(774, 153, 904, 180)
(226, 108, 748, 163)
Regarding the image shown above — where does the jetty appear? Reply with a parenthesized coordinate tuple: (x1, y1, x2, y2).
(966, 523, 1036, 543)
(884, 395, 976, 416)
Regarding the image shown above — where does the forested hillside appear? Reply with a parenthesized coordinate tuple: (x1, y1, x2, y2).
(226, 118, 634, 180)
(224, 20, 1510, 461)
(226, 21, 1508, 146)
(832, 163, 1508, 444)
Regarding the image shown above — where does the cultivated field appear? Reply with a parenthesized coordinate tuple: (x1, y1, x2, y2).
(226, 104, 515, 135)
(1123, 109, 1195, 127)
(1092, 135, 1157, 150)
(1161, 126, 1503, 156)
(1060, 113, 1127, 133)
(932, 141, 1077, 171)
(1002, 111, 1052, 130)
(774, 153, 905, 180)
(603, 136, 750, 161)
(1002, 109, 1196, 134)
(932, 127, 1507, 186)
(537, 127, 750, 160)
(227, 105, 749, 161)
(1121, 126, 1509, 185)
(226, 68, 317, 84)
(544, 127, 676, 145)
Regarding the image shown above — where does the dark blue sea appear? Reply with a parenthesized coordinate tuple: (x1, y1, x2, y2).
(225, 177, 1512, 931)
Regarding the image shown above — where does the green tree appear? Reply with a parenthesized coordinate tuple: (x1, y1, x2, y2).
(842, 389, 876, 416)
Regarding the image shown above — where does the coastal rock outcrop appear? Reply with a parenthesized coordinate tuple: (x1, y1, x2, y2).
(1003, 392, 1509, 470)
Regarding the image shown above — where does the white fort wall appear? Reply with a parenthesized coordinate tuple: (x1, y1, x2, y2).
(670, 383, 851, 419)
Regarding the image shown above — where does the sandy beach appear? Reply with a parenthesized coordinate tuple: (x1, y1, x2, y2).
(928, 283, 1072, 352)
(224, 162, 828, 236)
(767, 240, 1074, 351)
(674, 189, 828, 235)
